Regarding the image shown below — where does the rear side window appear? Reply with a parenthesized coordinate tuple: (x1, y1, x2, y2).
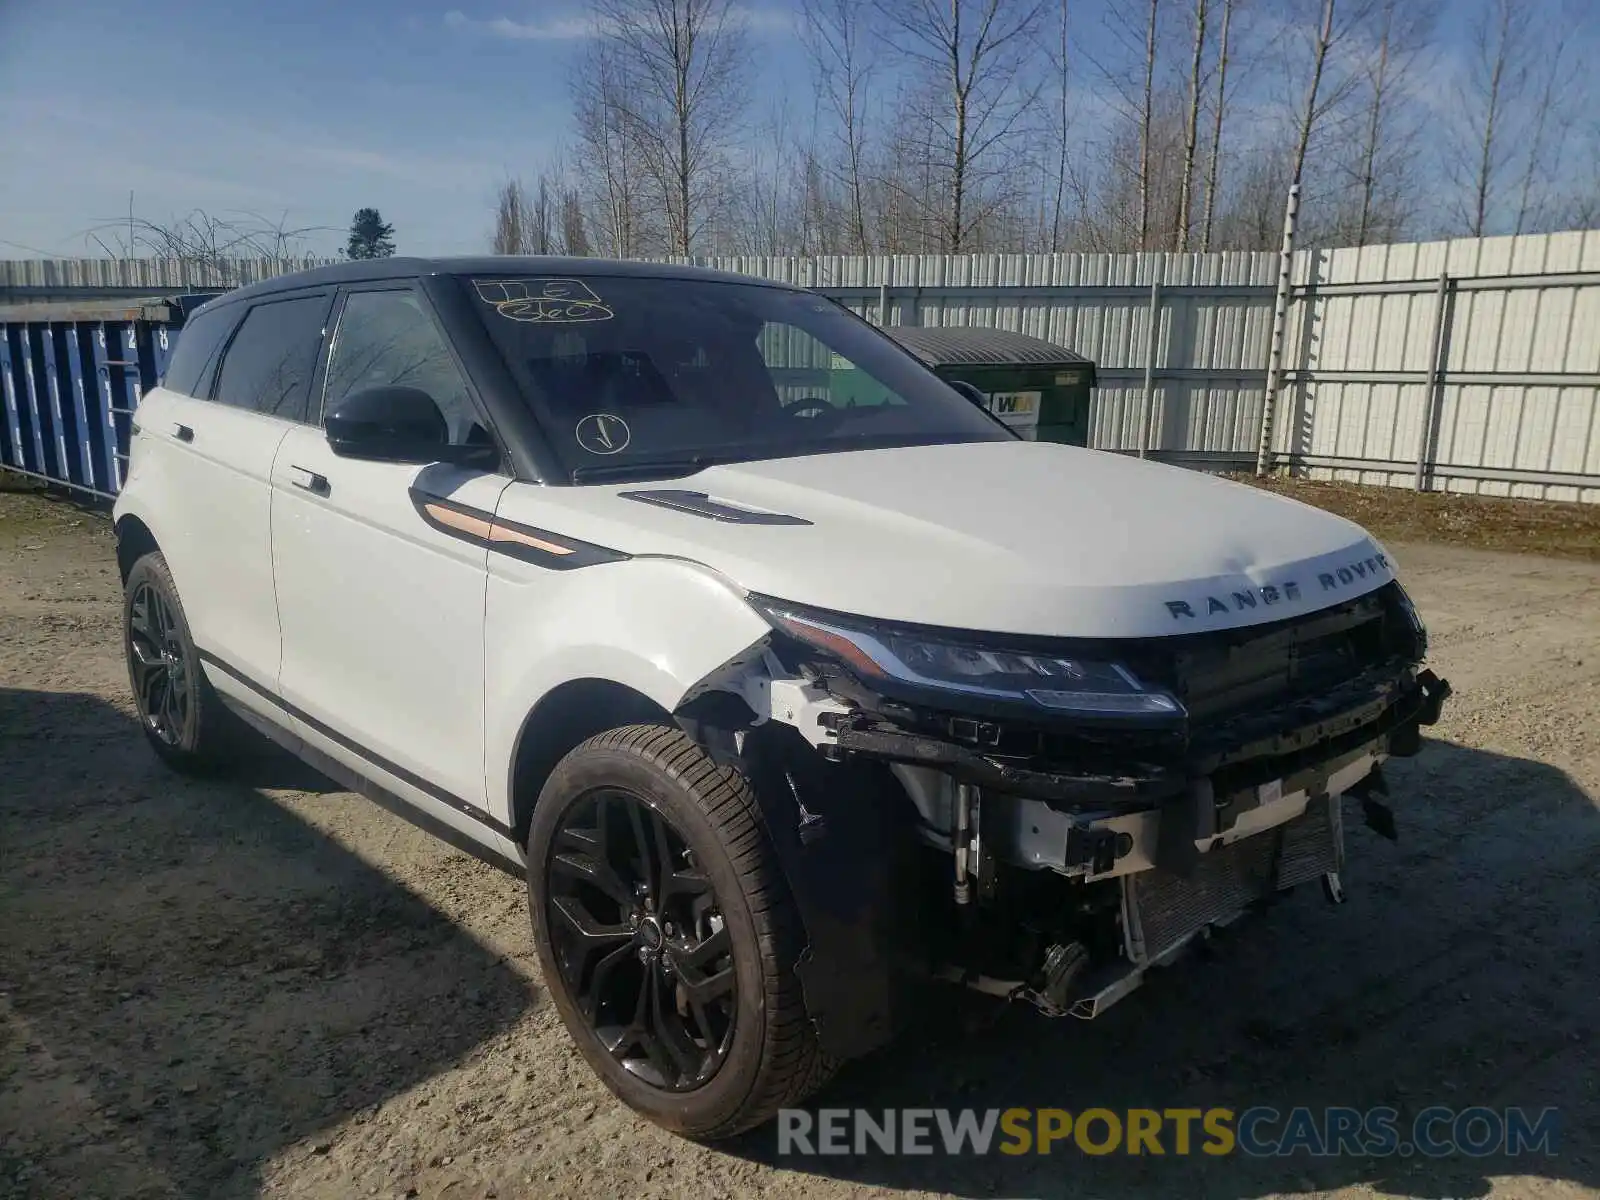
(212, 295, 330, 422)
(161, 305, 239, 398)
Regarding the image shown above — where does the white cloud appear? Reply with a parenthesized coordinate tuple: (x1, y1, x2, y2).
(442, 9, 596, 39)
(732, 7, 796, 34)
(442, 5, 793, 41)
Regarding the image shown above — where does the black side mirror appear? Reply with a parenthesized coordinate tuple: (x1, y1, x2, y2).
(325, 386, 494, 467)
(948, 379, 989, 410)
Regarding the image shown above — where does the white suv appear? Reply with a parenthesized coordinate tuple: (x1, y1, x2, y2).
(113, 257, 1450, 1137)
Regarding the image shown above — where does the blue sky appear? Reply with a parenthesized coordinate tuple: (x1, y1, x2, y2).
(1, 0, 1592, 258)
(0, 0, 811, 257)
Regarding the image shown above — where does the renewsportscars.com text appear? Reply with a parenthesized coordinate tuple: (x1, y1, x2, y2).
(776, 1106, 1560, 1158)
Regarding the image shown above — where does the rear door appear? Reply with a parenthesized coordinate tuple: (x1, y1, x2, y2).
(125, 298, 240, 601)
(155, 290, 332, 697)
(271, 282, 511, 835)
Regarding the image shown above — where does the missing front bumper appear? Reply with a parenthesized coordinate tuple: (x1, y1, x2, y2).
(1122, 791, 1342, 967)
(970, 794, 1347, 1021)
(986, 741, 1375, 881)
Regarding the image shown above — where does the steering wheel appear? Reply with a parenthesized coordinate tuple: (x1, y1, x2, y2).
(781, 396, 836, 419)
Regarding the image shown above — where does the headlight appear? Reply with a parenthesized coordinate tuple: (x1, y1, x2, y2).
(754, 598, 1184, 721)
(1392, 583, 1428, 658)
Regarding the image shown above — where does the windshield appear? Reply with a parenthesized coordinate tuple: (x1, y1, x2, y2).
(462, 274, 1011, 481)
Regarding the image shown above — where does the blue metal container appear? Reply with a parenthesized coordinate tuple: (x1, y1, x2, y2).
(0, 294, 216, 499)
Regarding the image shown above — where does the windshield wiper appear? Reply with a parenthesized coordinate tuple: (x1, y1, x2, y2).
(570, 455, 738, 484)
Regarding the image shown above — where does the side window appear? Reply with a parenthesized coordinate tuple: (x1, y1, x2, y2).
(161, 304, 239, 398)
(212, 295, 329, 422)
(322, 290, 482, 445)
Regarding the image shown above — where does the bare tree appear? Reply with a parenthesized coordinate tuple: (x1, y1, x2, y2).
(573, 40, 652, 256)
(1082, 98, 1188, 251)
(1556, 116, 1600, 230)
(1253, 0, 1376, 249)
(1566, 139, 1600, 229)
(1513, 70, 1558, 235)
(873, 100, 943, 252)
(1137, 0, 1160, 249)
(532, 175, 557, 253)
(491, 179, 528, 255)
(1446, 0, 1527, 237)
(1175, 0, 1207, 250)
(1288, 0, 1336, 194)
(1080, 0, 1194, 251)
(84, 208, 330, 283)
(801, 0, 877, 254)
(1510, 15, 1578, 235)
(1335, 0, 1433, 245)
(1047, 0, 1072, 251)
(739, 104, 807, 255)
(1216, 144, 1294, 249)
(585, 0, 750, 256)
(491, 174, 563, 254)
(1349, 0, 1394, 245)
(873, 0, 1049, 253)
(1198, 0, 1232, 252)
(458, 0, 1596, 258)
(560, 189, 592, 256)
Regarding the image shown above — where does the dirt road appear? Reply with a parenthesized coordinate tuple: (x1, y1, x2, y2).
(2, 484, 1597, 1200)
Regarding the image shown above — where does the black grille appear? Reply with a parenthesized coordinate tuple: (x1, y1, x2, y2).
(1144, 588, 1399, 725)
(793, 583, 1416, 774)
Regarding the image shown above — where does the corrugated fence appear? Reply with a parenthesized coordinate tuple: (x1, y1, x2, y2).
(3, 230, 1598, 502)
(1276, 233, 1600, 501)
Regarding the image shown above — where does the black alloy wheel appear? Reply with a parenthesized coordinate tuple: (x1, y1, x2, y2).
(127, 577, 191, 746)
(121, 551, 236, 771)
(545, 787, 737, 1090)
(526, 725, 835, 1138)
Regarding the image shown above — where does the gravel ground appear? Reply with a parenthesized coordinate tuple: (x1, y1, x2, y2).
(1233, 475, 1600, 564)
(1, 484, 1597, 1200)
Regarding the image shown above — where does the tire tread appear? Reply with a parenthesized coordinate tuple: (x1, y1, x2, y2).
(558, 723, 836, 1138)
(123, 551, 238, 773)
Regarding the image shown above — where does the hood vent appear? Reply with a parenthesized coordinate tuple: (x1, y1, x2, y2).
(620, 489, 812, 526)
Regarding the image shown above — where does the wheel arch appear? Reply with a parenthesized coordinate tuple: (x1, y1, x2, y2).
(486, 555, 774, 837)
(507, 677, 673, 848)
(113, 513, 161, 583)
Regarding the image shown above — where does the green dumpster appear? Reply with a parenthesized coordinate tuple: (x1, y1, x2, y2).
(883, 326, 1096, 445)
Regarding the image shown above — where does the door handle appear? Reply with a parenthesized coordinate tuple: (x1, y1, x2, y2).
(287, 465, 330, 496)
(172, 423, 194, 443)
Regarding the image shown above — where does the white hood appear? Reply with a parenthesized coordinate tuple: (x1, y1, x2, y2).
(511, 441, 1397, 639)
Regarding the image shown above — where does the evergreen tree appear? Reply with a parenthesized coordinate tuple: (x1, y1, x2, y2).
(346, 208, 396, 259)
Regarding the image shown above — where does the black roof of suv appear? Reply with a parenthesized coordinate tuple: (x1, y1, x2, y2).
(218, 256, 797, 308)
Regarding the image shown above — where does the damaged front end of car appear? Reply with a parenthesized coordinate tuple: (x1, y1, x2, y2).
(672, 582, 1451, 1062)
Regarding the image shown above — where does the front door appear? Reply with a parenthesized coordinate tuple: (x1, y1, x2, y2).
(271, 284, 509, 821)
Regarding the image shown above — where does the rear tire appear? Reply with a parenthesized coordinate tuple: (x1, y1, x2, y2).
(527, 724, 834, 1138)
(122, 551, 237, 773)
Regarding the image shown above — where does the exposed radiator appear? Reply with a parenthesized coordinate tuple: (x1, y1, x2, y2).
(1122, 796, 1342, 965)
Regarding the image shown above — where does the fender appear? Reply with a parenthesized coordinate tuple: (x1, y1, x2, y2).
(110, 397, 174, 576)
(112, 438, 203, 614)
(483, 553, 771, 824)
(483, 551, 911, 1059)
(111, 493, 159, 569)
(110, 413, 203, 613)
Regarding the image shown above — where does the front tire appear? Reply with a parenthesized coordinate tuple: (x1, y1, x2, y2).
(122, 551, 235, 773)
(527, 725, 833, 1138)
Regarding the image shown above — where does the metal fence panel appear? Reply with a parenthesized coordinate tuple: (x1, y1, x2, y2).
(3, 235, 1598, 501)
(0, 306, 180, 500)
(1271, 232, 1600, 502)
